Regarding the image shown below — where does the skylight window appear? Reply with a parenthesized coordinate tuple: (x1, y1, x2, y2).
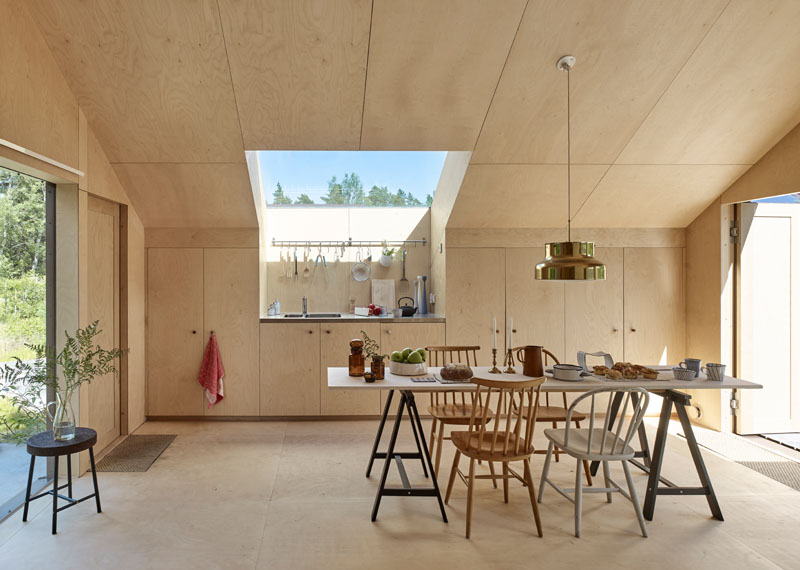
(258, 151, 446, 207)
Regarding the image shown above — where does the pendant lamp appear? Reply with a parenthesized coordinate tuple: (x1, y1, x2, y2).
(535, 55, 606, 281)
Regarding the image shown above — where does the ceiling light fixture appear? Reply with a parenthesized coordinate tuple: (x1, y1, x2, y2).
(535, 55, 606, 281)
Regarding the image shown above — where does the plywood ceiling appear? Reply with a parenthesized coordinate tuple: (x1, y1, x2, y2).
(24, 0, 800, 229)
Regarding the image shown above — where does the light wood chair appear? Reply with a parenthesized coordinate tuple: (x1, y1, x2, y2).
(538, 387, 650, 538)
(444, 375, 546, 538)
(425, 346, 495, 484)
(514, 346, 593, 486)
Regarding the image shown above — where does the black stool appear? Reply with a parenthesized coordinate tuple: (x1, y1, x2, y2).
(23, 427, 102, 534)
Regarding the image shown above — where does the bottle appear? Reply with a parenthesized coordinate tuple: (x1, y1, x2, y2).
(275, 299, 280, 315)
(349, 339, 365, 377)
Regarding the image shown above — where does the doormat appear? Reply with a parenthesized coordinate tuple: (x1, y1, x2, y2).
(96, 435, 176, 472)
(761, 432, 800, 453)
(678, 428, 800, 492)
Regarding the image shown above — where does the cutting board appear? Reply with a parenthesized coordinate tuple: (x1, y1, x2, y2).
(371, 279, 396, 309)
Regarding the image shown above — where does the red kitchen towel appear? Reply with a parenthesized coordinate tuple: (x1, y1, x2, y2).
(197, 333, 225, 409)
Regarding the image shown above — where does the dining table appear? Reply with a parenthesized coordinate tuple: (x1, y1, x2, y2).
(327, 365, 762, 524)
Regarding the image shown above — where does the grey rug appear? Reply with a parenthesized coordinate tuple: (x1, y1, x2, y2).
(679, 428, 800, 492)
(96, 435, 176, 472)
(761, 432, 800, 452)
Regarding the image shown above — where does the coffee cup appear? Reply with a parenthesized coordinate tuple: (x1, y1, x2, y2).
(679, 358, 701, 378)
(702, 363, 726, 382)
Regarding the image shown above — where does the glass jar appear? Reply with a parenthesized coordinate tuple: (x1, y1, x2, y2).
(371, 357, 385, 380)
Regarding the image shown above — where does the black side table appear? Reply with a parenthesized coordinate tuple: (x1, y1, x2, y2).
(23, 427, 102, 534)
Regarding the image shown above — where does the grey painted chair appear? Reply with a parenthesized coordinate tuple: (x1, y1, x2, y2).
(537, 387, 650, 538)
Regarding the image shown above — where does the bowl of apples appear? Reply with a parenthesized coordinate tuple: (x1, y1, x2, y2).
(389, 347, 428, 376)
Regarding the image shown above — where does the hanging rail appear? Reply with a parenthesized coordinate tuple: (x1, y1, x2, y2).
(271, 238, 426, 248)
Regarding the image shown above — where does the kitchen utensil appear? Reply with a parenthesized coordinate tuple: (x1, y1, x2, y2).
(577, 351, 615, 372)
(515, 345, 544, 377)
(397, 296, 417, 317)
(294, 248, 298, 280)
(303, 248, 311, 278)
(398, 250, 409, 292)
(673, 367, 696, 381)
(679, 358, 701, 377)
(552, 364, 584, 381)
(351, 250, 371, 282)
(279, 250, 285, 277)
(702, 363, 726, 381)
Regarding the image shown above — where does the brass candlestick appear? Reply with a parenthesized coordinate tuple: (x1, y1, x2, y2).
(504, 348, 516, 374)
(489, 348, 501, 374)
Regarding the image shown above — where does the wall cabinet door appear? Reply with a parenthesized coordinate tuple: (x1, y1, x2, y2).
(380, 322, 445, 413)
(260, 323, 320, 415)
(445, 247, 505, 365)
(565, 247, 624, 363)
(623, 248, 685, 364)
(147, 248, 205, 415)
(320, 323, 381, 415)
(204, 249, 260, 416)
(506, 247, 565, 362)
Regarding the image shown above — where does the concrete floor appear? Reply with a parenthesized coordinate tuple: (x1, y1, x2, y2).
(0, 418, 798, 570)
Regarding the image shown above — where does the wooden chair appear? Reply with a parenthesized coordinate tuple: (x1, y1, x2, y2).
(444, 375, 546, 538)
(426, 346, 495, 483)
(514, 346, 593, 486)
(538, 387, 650, 538)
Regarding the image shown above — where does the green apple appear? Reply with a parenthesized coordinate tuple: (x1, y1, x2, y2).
(415, 348, 427, 362)
(390, 351, 404, 363)
(407, 351, 424, 364)
(401, 347, 413, 360)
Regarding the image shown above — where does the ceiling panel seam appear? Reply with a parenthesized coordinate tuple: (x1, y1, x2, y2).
(469, 0, 530, 157)
(215, 0, 247, 156)
(358, 0, 376, 150)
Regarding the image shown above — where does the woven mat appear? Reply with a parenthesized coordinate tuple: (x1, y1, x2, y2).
(96, 435, 176, 472)
(679, 429, 800, 492)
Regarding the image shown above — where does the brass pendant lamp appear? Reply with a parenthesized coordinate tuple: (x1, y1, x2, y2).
(535, 55, 606, 281)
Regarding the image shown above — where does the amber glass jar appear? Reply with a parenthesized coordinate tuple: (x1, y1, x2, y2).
(371, 357, 385, 380)
(349, 339, 365, 377)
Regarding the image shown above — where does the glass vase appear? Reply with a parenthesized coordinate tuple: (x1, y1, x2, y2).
(47, 389, 76, 441)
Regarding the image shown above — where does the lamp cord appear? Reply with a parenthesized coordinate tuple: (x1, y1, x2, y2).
(566, 66, 571, 242)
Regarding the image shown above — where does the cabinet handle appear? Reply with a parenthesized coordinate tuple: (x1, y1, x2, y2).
(612, 328, 618, 333)
(192, 330, 197, 334)
(325, 330, 331, 334)
(495, 329, 500, 334)
(309, 330, 314, 335)
(630, 327, 637, 332)
(386, 330, 392, 335)
(512, 329, 517, 333)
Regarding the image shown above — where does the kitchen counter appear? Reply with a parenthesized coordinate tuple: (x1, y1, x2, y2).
(260, 313, 445, 323)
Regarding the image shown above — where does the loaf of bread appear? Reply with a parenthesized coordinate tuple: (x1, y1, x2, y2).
(440, 363, 473, 380)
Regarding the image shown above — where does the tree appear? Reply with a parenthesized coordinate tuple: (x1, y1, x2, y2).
(321, 173, 364, 205)
(0, 169, 46, 278)
(425, 194, 434, 207)
(272, 182, 292, 205)
(365, 185, 392, 206)
(295, 194, 314, 205)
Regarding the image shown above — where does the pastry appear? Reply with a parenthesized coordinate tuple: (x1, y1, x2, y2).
(593, 365, 609, 375)
(605, 369, 622, 380)
(643, 371, 658, 379)
(623, 369, 638, 380)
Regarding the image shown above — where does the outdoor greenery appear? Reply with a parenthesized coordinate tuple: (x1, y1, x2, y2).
(270, 173, 433, 207)
(0, 167, 47, 362)
(0, 321, 126, 443)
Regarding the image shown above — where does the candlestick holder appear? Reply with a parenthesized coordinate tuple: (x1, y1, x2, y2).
(489, 348, 501, 374)
(503, 348, 516, 374)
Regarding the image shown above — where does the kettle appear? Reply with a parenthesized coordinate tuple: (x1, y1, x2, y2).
(397, 296, 417, 317)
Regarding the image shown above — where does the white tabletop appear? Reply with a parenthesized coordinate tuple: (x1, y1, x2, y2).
(327, 366, 762, 393)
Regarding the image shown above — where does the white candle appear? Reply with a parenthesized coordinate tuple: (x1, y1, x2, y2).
(493, 317, 497, 349)
(509, 317, 513, 349)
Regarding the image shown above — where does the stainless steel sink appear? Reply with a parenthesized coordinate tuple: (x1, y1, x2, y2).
(282, 313, 305, 318)
(306, 313, 342, 318)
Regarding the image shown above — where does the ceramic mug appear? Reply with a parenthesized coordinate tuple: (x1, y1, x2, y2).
(702, 363, 726, 382)
(679, 358, 701, 378)
(673, 367, 696, 381)
(515, 345, 544, 377)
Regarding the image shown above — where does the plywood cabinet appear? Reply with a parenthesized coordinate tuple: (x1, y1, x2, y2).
(204, 249, 260, 416)
(320, 323, 381, 416)
(260, 323, 321, 416)
(506, 247, 565, 361)
(147, 248, 205, 416)
(565, 247, 624, 362)
(623, 248, 685, 364)
(445, 248, 505, 364)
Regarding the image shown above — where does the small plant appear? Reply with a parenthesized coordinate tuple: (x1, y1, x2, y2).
(361, 330, 387, 361)
(0, 320, 127, 442)
(381, 243, 397, 257)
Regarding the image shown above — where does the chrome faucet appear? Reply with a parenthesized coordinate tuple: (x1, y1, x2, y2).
(302, 296, 308, 315)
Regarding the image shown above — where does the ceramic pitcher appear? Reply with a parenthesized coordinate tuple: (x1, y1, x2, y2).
(515, 345, 544, 377)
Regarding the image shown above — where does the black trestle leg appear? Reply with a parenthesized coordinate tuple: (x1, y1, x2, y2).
(52, 456, 59, 535)
(407, 399, 429, 478)
(89, 447, 102, 513)
(372, 394, 407, 521)
(22, 455, 35, 522)
(406, 392, 447, 523)
(643, 395, 673, 521)
(367, 390, 394, 477)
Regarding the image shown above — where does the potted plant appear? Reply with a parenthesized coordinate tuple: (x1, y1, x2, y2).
(379, 242, 396, 268)
(0, 321, 126, 442)
(361, 330, 386, 380)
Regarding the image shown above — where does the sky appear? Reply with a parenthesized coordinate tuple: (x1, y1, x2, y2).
(257, 151, 447, 203)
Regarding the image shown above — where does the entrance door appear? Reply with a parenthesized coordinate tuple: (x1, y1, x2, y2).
(87, 195, 120, 451)
(737, 202, 800, 434)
